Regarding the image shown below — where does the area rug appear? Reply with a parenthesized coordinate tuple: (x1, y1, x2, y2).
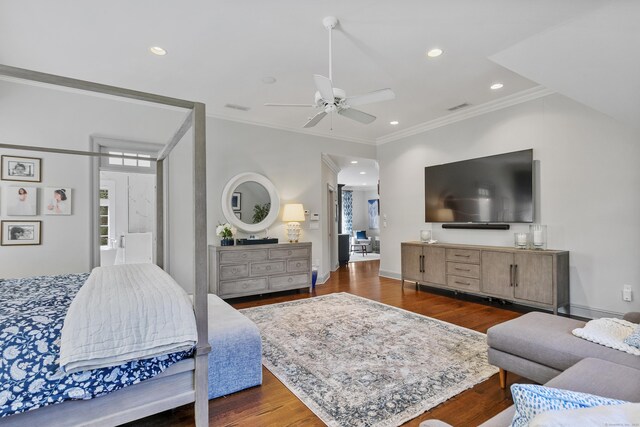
(349, 252, 381, 263)
(240, 292, 497, 427)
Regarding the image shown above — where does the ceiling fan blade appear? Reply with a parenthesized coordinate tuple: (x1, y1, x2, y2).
(303, 111, 328, 128)
(264, 103, 315, 107)
(346, 88, 395, 107)
(338, 107, 376, 124)
(313, 74, 335, 104)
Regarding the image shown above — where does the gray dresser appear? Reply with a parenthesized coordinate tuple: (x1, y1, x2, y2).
(209, 242, 312, 299)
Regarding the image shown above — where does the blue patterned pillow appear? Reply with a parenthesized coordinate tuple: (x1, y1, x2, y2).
(356, 230, 367, 240)
(510, 384, 627, 427)
(624, 325, 640, 349)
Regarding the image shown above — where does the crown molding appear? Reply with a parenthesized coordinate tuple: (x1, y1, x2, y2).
(207, 113, 377, 146)
(321, 153, 341, 175)
(376, 86, 555, 145)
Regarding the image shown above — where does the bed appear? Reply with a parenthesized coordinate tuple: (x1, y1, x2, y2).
(0, 64, 210, 426)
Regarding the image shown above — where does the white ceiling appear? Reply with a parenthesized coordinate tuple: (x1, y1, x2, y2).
(0, 0, 613, 144)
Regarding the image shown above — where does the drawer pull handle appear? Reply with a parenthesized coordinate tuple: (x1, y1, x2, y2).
(242, 254, 247, 258)
(296, 262, 301, 267)
(288, 278, 293, 283)
(266, 266, 271, 271)
(288, 250, 292, 255)
(232, 269, 238, 273)
(455, 280, 470, 286)
(455, 254, 471, 258)
(455, 267, 471, 272)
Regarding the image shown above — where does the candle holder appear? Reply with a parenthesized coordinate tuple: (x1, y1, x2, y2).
(529, 224, 547, 250)
(514, 232, 528, 249)
(420, 229, 432, 242)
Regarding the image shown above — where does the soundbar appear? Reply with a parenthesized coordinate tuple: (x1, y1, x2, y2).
(442, 223, 510, 230)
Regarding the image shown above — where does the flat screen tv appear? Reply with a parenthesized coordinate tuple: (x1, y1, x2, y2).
(425, 149, 533, 223)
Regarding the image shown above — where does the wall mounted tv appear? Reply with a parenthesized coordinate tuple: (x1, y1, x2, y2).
(425, 149, 533, 223)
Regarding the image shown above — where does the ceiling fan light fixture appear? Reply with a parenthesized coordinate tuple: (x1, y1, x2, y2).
(149, 46, 167, 56)
(427, 48, 443, 58)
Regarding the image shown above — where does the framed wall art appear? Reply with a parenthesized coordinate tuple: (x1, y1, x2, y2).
(1, 155, 42, 182)
(1, 220, 42, 246)
(7, 186, 38, 216)
(45, 187, 72, 215)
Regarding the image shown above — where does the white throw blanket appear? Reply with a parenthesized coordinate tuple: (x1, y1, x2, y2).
(60, 263, 197, 373)
(572, 318, 640, 356)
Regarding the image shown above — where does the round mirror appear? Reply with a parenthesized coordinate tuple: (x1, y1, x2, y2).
(221, 172, 280, 233)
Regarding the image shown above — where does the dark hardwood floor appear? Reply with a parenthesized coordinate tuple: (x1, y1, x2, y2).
(127, 260, 532, 427)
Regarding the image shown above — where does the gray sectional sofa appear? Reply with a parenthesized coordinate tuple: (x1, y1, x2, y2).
(421, 311, 640, 427)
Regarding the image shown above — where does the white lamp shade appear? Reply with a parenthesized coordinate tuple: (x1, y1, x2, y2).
(282, 203, 305, 222)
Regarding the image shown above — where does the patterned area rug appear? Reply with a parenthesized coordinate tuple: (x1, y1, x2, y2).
(240, 293, 497, 427)
(349, 253, 381, 263)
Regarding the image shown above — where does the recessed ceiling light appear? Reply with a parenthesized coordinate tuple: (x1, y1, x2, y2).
(149, 46, 167, 56)
(490, 82, 504, 90)
(350, 160, 358, 164)
(360, 172, 366, 175)
(362, 182, 367, 185)
(262, 76, 277, 84)
(427, 48, 443, 58)
(390, 120, 399, 125)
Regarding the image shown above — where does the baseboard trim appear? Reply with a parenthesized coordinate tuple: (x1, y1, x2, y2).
(379, 270, 401, 280)
(317, 272, 331, 285)
(568, 304, 623, 320)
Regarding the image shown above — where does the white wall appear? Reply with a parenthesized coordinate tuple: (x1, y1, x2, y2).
(206, 118, 376, 285)
(377, 93, 640, 317)
(0, 81, 185, 279)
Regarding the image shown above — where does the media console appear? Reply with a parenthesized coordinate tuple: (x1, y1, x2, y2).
(401, 242, 569, 314)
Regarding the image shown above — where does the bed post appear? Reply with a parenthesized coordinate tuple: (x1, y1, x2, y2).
(156, 159, 164, 269)
(192, 102, 210, 426)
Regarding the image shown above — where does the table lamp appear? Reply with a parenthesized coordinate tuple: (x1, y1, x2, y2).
(282, 203, 305, 243)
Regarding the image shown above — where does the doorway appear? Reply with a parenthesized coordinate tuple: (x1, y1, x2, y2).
(91, 136, 162, 268)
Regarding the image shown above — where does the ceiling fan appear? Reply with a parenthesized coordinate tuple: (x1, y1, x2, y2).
(264, 16, 395, 128)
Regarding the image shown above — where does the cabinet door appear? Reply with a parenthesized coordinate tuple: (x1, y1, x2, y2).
(401, 244, 423, 282)
(481, 251, 514, 298)
(424, 246, 446, 285)
(514, 253, 553, 304)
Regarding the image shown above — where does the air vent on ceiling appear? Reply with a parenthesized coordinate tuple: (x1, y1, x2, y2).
(447, 102, 470, 112)
(224, 103, 250, 112)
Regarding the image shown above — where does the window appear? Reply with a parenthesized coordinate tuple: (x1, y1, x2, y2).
(107, 151, 152, 168)
(99, 187, 111, 247)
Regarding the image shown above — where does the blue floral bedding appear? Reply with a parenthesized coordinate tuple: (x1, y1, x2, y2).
(0, 273, 192, 418)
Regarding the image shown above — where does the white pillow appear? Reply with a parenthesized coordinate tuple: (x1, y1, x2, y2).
(530, 402, 640, 427)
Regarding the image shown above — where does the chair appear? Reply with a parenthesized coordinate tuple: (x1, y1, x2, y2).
(350, 230, 372, 255)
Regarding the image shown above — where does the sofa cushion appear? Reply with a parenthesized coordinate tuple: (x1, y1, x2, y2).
(545, 358, 640, 402)
(509, 384, 627, 427)
(487, 312, 640, 372)
(530, 402, 640, 427)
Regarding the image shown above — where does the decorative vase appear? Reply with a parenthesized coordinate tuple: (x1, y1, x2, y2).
(221, 237, 234, 246)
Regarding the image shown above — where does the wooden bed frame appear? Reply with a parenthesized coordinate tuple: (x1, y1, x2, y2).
(0, 64, 210, 426)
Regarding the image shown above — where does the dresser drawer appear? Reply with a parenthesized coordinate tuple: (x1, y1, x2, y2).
(269, 274, 309, 290)
(269, 247, 310, 260)
(287, 259, 310, 273)
(446, 248, 480, 264)
(220, 278, 268, 296)
(220, 249, 267, 264)
(446, 262, 480, 279)
(447, 275, 480, 291)
(220, 264, 249, 280)
(250, 261, 285, 276)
